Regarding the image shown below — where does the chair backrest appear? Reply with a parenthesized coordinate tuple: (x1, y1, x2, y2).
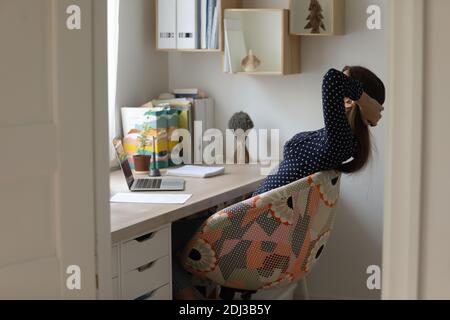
(181, 170, 342, 291)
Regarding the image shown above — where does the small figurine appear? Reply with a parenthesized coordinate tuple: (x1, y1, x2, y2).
(228, 112, 255, 164)
(305, 0, 326, 34)
(241, 50, 261, 72)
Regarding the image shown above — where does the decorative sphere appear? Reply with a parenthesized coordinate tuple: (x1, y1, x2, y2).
(228, 112, 255, 132)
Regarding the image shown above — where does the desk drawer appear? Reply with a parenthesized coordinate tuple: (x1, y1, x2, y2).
(121, 226, 170, 273)
(122, 256, 170, 300)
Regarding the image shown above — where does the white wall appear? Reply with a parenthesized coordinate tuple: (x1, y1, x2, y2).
(114, 0, 168, 137)
(168, 0, 387, 299)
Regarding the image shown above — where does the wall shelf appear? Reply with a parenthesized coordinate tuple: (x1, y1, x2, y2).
(234, 72, 285, 76)
(157, 49, 222, 53)
(223, 9, 301, 75)
(289, 0, 345, 36)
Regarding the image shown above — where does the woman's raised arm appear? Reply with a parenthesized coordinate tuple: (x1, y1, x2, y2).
(322, 68, 363, 141)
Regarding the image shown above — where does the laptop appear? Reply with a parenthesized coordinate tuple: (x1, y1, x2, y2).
(113, 138, 185, 192)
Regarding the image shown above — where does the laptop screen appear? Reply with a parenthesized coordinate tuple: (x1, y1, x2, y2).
(112, 138, 134, 189)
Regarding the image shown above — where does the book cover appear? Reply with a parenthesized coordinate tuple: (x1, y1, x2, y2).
(193, 98, 215, 131)
(173, 88, 199, 95)
(193, 98, 215, 163)
(210, 4, 219, 49)
(174, 94, 200, 99)
(177, 0, 199, 49)
(152, 98, 191, 108)
(200, 0, 208, 49)
(121, 107, 152, 136)
(157, 0, 177, 49)
(174, 105, 194, 164)
(206, 0, 216, 48)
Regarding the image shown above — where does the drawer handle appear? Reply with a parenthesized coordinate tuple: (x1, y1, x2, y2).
(138, 261, 155, 273)
(135, 232, 155, 243)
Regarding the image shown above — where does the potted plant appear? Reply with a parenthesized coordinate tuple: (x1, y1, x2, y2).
(228, 111, 255, 164)
(133, 125, 152, 173)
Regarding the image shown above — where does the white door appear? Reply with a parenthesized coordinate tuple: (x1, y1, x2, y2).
(383, 0, 450, 299)
(0, 0, 99, 299)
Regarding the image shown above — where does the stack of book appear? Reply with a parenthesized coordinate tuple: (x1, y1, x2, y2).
(172, 88, 206, 99)
(121, 91, 215, 166)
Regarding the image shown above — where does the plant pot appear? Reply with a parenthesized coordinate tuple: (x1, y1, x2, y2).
(133, 155, 151, 173)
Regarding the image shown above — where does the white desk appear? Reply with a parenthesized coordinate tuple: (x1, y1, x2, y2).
(110, 165, 265, 300)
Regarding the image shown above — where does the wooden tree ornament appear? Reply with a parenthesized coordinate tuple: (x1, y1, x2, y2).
(305, 0, 326, 34)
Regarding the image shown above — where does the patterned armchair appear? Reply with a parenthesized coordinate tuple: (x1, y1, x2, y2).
(180, 170, 342, 300)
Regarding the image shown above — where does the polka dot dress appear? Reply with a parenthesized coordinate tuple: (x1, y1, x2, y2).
(254, 69, 363, 196)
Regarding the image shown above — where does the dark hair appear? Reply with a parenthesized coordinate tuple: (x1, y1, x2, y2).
(337, 66, 386, 174)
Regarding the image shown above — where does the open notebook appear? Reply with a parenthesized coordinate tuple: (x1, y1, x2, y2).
(166, 165, 225, 178)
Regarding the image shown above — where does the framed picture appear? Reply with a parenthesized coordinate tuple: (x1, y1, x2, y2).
(290, 0, 345, 36)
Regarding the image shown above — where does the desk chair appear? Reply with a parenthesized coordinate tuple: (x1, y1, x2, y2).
(180, 170, 342, 300)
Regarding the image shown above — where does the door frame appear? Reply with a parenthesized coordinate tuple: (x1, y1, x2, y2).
(89, 0, 429, 300)
(382, 0, 424, 300)
(93, 0, 113, 299)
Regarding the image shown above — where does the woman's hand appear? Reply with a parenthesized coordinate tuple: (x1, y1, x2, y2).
(356, 92, 384, 127)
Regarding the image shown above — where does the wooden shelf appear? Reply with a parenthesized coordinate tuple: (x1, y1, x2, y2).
(156, 49, 222, 53)
(155, 0, 243, 52)
(289, 0, 345, 36)
(232, 72, 284, 76)
(223, 9, 301, 75)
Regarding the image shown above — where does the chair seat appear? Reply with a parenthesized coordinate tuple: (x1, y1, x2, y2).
(180, 170, 341, 292)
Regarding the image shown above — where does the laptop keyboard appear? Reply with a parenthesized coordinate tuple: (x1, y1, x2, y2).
(134, 179, 162, 190)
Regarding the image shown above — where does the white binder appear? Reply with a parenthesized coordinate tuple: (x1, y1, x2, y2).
(157, 0, 177, 49)
(200, 0, 208, 49)
(193, 98, 215, 163)
(177, 0, 199, 49)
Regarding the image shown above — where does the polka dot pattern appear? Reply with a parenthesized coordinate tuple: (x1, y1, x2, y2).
(254, 69, 363, 196)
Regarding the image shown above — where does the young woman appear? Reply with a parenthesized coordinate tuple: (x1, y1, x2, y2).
(254, 66, 385, 195)
(173, 66, 385, 300)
